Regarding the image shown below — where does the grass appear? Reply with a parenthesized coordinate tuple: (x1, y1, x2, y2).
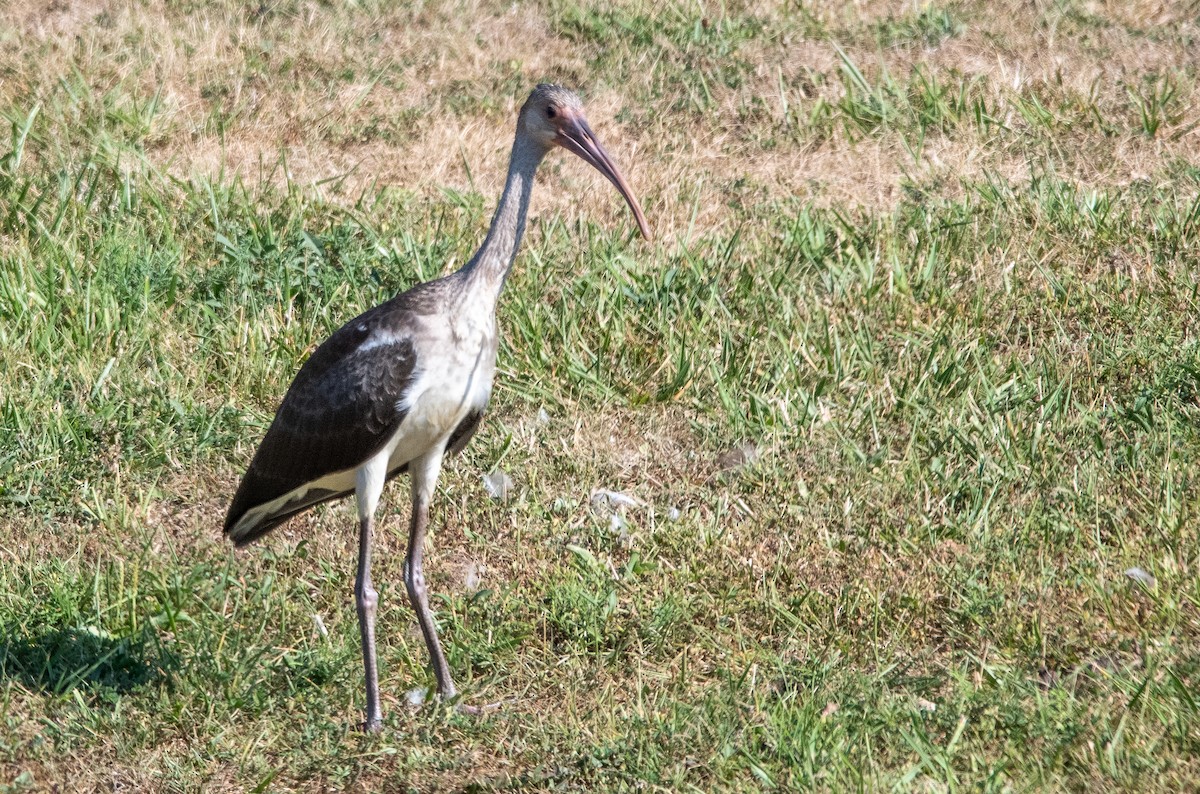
(2, 0, 1200, 790)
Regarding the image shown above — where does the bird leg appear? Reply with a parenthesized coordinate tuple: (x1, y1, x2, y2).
(404, 449, 509, 714)
(355, 512, 383, 733)
(403, 492, 458, 700)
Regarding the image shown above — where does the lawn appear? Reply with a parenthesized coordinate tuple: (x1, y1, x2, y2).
(1, 0, 1199, 790)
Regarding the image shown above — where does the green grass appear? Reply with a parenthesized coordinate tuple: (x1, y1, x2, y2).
(2, 0, 1200, 791)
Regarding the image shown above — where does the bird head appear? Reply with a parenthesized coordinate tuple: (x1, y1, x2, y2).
(520, 84, 652, 241)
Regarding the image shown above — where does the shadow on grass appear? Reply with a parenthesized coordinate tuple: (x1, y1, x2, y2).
(0, 624, 170, 696)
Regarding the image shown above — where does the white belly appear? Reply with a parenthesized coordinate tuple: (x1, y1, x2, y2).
(384, 316, 496, 471)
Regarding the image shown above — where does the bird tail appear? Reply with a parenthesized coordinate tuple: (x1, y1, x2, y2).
(224, 486, 349, 547)
(225, 511, 288, 547)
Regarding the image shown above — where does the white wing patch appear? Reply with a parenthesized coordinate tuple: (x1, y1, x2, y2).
(356, 326, 407, 355)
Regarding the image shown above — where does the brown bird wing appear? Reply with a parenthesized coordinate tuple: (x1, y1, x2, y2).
(224, 300, 420, 545)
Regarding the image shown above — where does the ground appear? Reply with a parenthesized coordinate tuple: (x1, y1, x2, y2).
(1, 0, 1199, 791)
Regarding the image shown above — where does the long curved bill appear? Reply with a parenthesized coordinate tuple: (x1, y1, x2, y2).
(558, 117, 652, 241)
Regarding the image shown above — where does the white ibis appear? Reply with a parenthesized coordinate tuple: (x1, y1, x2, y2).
(224, 84, 650, 732)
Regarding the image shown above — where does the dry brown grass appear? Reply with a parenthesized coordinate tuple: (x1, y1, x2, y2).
(3, 0, 1195, 242)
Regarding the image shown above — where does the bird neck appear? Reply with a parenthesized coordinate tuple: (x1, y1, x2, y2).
(458, 131, 546, 300)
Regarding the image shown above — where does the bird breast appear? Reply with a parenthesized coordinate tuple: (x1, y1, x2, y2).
(390, 312, 497, 460)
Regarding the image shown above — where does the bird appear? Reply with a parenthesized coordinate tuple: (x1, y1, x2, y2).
(223, 84, 651, 732)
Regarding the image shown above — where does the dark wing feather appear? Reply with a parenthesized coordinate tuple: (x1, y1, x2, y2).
(224, 295, 424, 544)
(445, 408, 485, 458)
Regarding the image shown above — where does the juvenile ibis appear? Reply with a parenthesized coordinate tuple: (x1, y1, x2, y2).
(224, 84, 650, 732)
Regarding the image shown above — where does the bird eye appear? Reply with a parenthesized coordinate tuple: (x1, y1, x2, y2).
(546, 106, 557, 119)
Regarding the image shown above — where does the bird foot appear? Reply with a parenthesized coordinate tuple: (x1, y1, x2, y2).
(360, 718, 383, 734)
